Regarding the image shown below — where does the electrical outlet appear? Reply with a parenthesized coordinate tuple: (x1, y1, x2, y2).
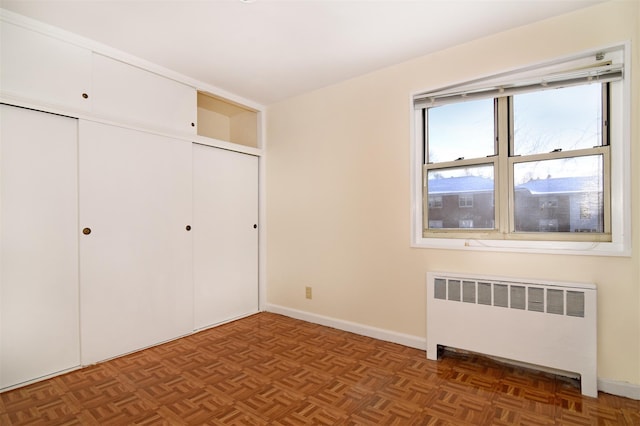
(305, 286, 312, 299)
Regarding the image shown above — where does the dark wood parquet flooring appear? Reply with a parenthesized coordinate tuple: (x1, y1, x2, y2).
(1, 312, 638, 425)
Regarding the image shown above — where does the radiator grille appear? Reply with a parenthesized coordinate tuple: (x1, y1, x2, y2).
(448, 279, 461, 301)
(528, 287, 544, 312)
(433, 276, 585, 318)
(567, 291, 585, 317)
(463, 281, 476, 303)
(478, 282, 492, 305)
(511, 286, 526, 310)
(494, 284, 508, 308)
(434, 278, 446, 300)
(548, 289, 565, 315)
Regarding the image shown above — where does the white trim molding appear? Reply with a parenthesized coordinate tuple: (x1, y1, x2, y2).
(597, 378, 640, 400)
(265, 304, 426, 350)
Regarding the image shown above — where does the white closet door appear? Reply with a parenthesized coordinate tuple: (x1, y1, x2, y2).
(193, 144, 259, 329)
(0, 105, 80, 389)
(79, 121, 193, 365)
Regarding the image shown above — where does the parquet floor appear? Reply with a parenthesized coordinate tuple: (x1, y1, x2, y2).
(1, 313, 638, 425)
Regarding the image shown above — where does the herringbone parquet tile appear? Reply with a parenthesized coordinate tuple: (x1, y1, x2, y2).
(1, 312, 639, 425)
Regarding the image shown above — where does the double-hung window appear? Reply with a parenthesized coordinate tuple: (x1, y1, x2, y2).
(412, 45, 629, 254)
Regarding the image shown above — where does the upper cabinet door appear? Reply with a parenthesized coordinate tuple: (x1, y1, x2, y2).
(92, 54, 197, 135)
(0, 21, 92, 112)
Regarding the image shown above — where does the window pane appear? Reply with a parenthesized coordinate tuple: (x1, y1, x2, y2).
(513, 155, 604, 233)
(513, 84, 602, 156)
(426, 165, 494, 229)
(427, 98, 494, 163)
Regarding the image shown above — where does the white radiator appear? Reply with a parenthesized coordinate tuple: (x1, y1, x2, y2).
(426, 272, 597, 397)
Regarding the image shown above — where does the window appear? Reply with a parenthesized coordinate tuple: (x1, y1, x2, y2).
(428, 195, 442, 208)
(423, 83, 609, 239)
(412, 45, 630, 255)
(458, 195, 473, 208)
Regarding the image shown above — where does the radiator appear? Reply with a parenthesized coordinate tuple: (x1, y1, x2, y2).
(426, 272, 597, 397)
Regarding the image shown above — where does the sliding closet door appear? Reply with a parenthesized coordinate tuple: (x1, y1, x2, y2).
(1, 105, 79, 389)
(79, 121, 193, 364)
(193, 144, 259, 329)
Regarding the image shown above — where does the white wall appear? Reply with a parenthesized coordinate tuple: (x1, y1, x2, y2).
(266, 1, 640, 387)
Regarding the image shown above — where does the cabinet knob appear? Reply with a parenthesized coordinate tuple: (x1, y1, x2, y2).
(82, 93, 89, 99)
(191, 122, 195, 127)
(253, 224, 257, 229)
(82, 227, 92, 235)
(186, 225, 191, 231)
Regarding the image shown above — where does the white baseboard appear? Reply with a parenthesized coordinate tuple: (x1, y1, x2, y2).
(598, 378, 640, 400)
(264, 304, 640, 400)
(265, 304, 426, 350)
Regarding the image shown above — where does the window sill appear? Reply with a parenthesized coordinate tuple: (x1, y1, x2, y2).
(411, 235, 630, 257)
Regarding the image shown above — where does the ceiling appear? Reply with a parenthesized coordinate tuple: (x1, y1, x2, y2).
(1, 0, 603, 105)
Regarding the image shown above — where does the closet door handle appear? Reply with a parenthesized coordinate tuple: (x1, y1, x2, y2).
(186, 225, 191, 231)
(82, 227, 92, 235)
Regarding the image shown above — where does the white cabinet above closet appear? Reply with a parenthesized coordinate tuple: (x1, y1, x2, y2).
(0, 21, 92, 112)
(92, 54, 197, 135)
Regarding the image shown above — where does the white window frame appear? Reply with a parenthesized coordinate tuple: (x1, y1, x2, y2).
(410, 43, 631, 256)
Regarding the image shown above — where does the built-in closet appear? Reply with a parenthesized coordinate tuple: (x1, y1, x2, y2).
(0, 11, 261, 390)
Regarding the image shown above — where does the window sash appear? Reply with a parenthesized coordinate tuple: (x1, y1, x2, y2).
(508, 147, 611, 237)
(509, 84, 610, 155)
(423, 157, 499, 234)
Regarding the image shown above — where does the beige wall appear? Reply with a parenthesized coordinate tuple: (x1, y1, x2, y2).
(197, 107, 231, 141)
(230, 111, 259, 148)
(266, 1, 640, 385)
